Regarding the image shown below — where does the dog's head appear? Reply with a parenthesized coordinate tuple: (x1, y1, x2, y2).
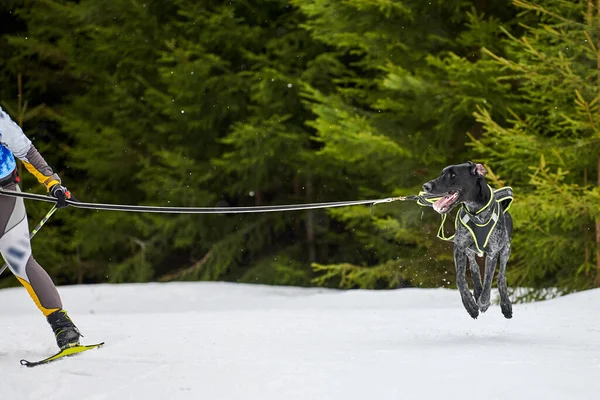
(421, 161, 487, 214)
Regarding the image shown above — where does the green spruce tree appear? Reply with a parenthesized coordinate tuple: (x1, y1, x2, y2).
(294, 0, 517, 288)
(470, 0, 600, 299)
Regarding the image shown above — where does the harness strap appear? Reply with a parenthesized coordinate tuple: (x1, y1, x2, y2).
(417, 186, 514, 253)
(437, 213, 456, 242)
(0, 168, 20, 188)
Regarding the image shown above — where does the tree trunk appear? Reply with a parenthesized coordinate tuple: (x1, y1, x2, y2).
(584, 168, 590, 277)
(76, 246, 84, 285)
(254, 189, 262, 206)
(595, 0, 600, 286)
(596, 155, 600, 286)
(294, 176, 301, 232)
(305, 178, 316, 264)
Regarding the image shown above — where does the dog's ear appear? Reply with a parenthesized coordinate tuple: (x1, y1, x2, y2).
(471, 163, 487, 177)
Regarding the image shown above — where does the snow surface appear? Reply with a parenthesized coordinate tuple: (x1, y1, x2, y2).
(1, 282, 599, 400)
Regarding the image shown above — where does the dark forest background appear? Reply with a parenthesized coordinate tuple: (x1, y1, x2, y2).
(1, 0, 599, 301)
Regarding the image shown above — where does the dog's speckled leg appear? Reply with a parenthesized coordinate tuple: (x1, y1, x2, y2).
(498, 243, 512, 319)
(478, 252, 499, 312)
(467, 252, 482, 302)
(455, 247, 479, 319)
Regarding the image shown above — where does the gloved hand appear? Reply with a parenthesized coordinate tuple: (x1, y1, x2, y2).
(50, 184, 72, 208)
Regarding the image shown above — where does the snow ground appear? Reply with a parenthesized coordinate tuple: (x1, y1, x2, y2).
(1, 282, 599, 400)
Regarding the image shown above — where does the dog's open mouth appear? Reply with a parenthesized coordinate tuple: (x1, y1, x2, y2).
(433, 191, 460, 214)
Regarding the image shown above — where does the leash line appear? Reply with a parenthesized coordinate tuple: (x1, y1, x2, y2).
(0, 188, 432, 215)
(0, 191, 438, 278)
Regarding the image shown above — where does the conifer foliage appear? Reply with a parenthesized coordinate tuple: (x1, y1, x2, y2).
(471, 0, 600, 298)
(0, 0, 597, 298)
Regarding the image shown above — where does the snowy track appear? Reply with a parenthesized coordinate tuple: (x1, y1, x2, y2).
(1, 282, 599, 400)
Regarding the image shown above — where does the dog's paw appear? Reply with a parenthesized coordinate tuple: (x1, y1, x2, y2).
(478, 300, 490, 313)
(501, 302, 513, 319)
(467, 308, 479, 319)
(461, 298, 480, 319)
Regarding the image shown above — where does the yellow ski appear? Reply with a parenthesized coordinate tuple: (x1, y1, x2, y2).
(20, 342, 104, 368)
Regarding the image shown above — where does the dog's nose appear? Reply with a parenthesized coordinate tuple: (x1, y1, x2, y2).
(422, 182, 433, 192)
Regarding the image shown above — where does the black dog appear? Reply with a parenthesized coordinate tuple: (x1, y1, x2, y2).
(421, 161, 513, 319)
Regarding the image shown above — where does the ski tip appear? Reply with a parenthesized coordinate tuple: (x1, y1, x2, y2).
(85, 342, 105, 347)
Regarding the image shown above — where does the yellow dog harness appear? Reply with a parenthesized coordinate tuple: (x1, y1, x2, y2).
(417, 186, 513, 255)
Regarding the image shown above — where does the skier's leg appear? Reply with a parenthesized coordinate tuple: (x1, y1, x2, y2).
(0, 183, 80, 348)
(0, 184, 62, 314)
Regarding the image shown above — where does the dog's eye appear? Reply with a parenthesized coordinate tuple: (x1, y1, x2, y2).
(450, 172, 456, 179)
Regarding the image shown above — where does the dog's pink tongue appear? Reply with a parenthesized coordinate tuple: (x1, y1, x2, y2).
(433, 194, 454, 213)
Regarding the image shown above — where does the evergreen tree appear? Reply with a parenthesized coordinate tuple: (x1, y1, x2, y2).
(0, 0, 82, 286)
(293, 0, 517, 288)
(470, 0, 600, 299)
(8, 0, 590, 298)
(2, 0, 363, 285)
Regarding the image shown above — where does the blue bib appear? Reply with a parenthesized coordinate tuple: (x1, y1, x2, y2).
(0, 144, 16, 180)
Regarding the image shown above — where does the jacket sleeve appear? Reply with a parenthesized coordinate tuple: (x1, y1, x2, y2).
(0, 107, 61, 191)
